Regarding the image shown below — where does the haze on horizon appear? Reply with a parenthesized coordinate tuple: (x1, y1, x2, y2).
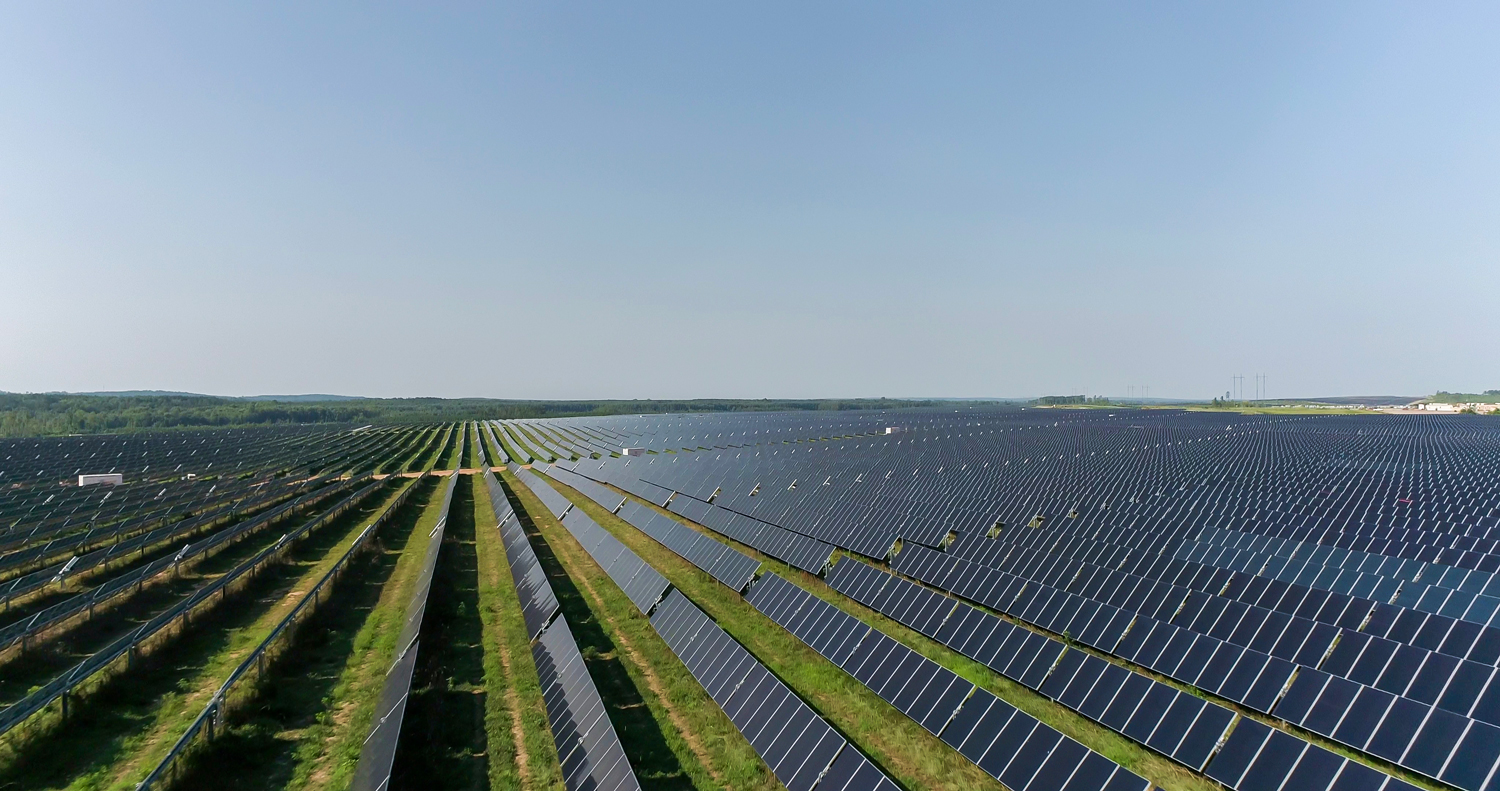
(2, 3, 1496, 401)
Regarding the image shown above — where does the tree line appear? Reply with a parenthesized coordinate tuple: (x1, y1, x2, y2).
(0, 393, 960, 437)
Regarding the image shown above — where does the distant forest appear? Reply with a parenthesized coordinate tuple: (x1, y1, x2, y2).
(1430, 391, 1500, 404)
(0, 393, 954, 437)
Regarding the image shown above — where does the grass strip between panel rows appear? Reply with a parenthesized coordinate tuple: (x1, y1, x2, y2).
(474, 471, 564, 791)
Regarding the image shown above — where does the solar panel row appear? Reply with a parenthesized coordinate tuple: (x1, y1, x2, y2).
(482, 421, 511, 465)
(499, 422, 552, 463)
(650, 590, 898, 791)
(510, 468, 669, 614)
(532, 408, 1500, 788)
(1207, 718, 1423, 791)
(0, 473, 365, 653)
(900, 533, 1500, 787)
(616, 500, 760, 592)
(557, 506, 672, 614)
(746, 572, 1151, 791)
(544, 462, 626, 513)
(533, 616, 642, 791)
(483, 472, 559, 639)
(686, 498, 836, 573)
(826, 557, 1234, 771)
(529, 465, 908, 790)
(567, 459, 837, 573)
(352, 469, 460, 791)
(489, 469, 645, 791)
(886, 541, 1473, 784)
(522, 465, 577, 519)
(549, 455, 1154, 789)
(870, 549, 1452, 786)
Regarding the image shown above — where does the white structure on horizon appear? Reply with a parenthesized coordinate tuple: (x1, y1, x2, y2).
(78, 473, 123, 487)
(622, 447, 646, 457)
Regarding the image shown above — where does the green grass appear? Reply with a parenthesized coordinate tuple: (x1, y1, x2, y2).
(376, 428, 424, 475)
(273, 475, 448, 791)
(390, 474, 489, 789)
(472, 472, 564, 791)
(0, 480, 404, 790)
(413, 425, 450, 472)
(402, 427, 442, 473)
(497, 468, 777, 791)
(435, 423, 463, 471)
(460, 425, 478, 470)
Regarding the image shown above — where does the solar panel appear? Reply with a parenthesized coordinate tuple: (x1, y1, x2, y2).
(350, 469, 459, 791)
(615, 500, 760, 591)
(648, 590, 897, 791)
(533, 616, 641, 791)
(474, 408, 1500, 789)
(746, 572, 1150, 791)
(486, 473, 560, 639)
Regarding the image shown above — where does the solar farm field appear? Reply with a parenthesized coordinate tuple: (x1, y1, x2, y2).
(4, 409, 1499, 791)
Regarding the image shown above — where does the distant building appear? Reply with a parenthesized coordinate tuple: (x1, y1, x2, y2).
(885, 427, 908, 434)
(78, 473, 123, 487)
(1409, 402, 1498, 414)
(622, 447, 646, 457)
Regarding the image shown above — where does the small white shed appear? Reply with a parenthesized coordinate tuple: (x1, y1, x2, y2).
(78, 473, 123, 487)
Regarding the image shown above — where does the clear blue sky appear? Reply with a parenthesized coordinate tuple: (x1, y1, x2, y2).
(2, 3, 1496, 400)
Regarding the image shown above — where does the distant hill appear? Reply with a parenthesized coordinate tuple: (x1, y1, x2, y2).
(1429, 391, 1500, 404)
(1288, 396, 1419, 406)
(236, 394, 366, 402)
(70, 391, 366, 403)
(73, 390, 204, 398)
